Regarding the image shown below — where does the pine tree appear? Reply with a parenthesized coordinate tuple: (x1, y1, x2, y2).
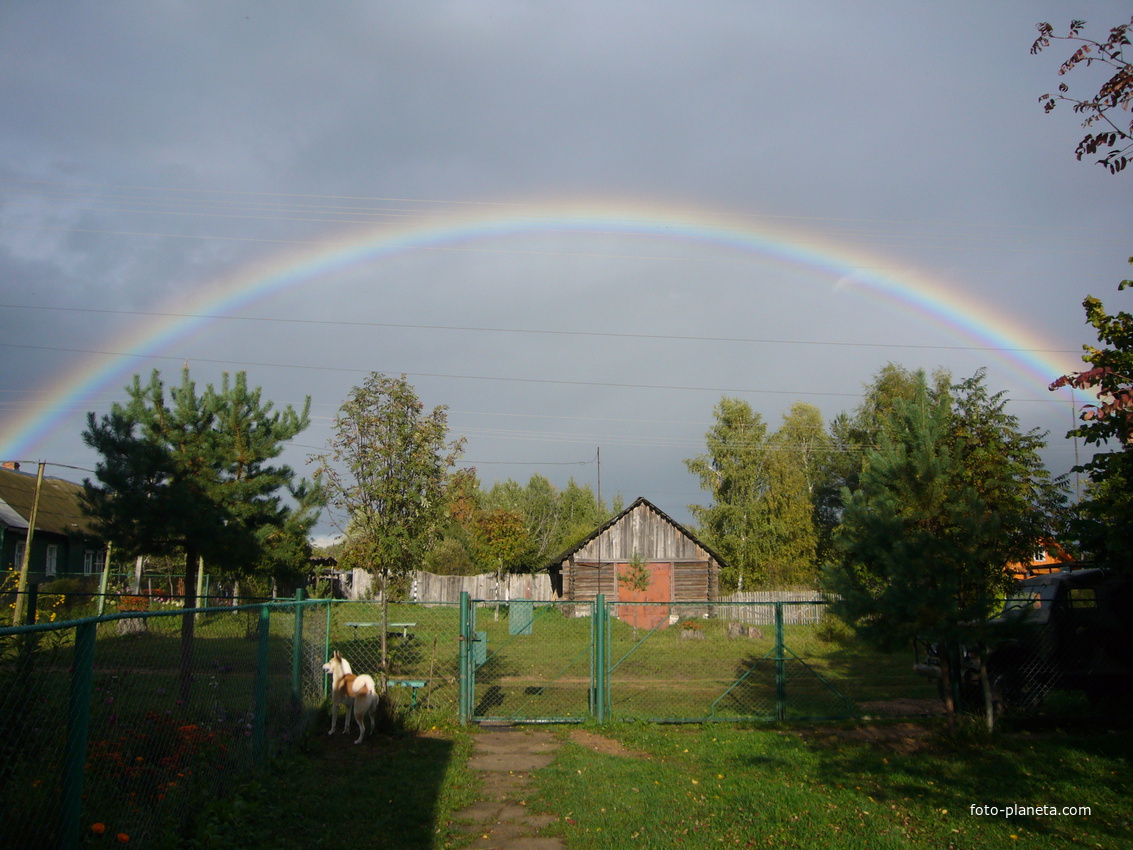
(825, 372, 1063, 724)
(83, 367, 315, 699)
(825, 383, 1004, 723)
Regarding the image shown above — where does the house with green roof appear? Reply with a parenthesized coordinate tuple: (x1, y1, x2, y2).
(0, 462, 109, 584)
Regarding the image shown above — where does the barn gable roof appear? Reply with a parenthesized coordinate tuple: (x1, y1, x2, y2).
(550, 496, 727, 568)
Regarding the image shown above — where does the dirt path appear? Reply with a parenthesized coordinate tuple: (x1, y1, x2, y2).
(451, 727, 564, 850)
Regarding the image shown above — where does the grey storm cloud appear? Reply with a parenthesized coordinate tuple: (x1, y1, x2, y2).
(1, 1, 1129, 532)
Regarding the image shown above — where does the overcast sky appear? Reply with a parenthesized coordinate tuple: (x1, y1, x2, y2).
(1, 1, 1130, 540)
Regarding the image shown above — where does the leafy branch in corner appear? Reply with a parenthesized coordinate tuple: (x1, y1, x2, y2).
(1033, 17, 1133, 174)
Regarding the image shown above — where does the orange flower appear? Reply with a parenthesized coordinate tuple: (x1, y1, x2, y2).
(91, 823, 106, 835)
(117, 833, 130, 843)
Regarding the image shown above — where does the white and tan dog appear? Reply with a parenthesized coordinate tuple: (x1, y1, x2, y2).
(322, 651, 378, 744)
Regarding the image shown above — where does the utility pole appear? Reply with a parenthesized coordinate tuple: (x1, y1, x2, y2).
(13, 461, 46, 627)
(596, 447, 603, 591)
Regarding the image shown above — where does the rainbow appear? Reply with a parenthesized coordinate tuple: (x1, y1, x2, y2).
(0, 199, 1085, 461)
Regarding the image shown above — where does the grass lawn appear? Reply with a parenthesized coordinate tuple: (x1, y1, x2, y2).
(174, 718, 480, 850)
(531, 717, 1133, 849)
(7, 600, 1128, 847)
(165, 711, 1133, 849)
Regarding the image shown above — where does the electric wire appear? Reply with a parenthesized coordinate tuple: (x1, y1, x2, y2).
(0, 303, 1084, 355)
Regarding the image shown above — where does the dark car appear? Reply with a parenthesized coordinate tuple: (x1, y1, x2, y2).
(914, 567, 1133, 712)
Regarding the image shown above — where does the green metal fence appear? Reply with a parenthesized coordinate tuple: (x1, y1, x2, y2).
(457, 593, 934, 725)
(0, 592, 477, 849)
(0, 590, 937, 846)
(319, 598, 463, 715)
(0, 595, 330, 849)
(460, 596, 596, 724)
(604, 599, 858, 722)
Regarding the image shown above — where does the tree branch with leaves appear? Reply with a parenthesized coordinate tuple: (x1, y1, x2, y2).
(1050, 261, 1133, 572)
(1033, 16, 1133, 174)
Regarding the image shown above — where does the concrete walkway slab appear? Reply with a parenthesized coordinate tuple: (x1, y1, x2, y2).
(450, 727, 564, 850)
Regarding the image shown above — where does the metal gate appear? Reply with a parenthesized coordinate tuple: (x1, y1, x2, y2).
(458, 593, 854, 724)
(460, 593, 598, 723)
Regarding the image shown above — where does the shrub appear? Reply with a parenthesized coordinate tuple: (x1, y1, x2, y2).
(40, 578, 85, 595)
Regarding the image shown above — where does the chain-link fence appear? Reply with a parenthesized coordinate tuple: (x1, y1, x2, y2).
(464, 599, 594, 723)
(4, 587, 1106, 846)
(914, 625, 1100, 717)
(0, 597, 329, 849)
(319, 599, 463, 716)
(0, 586, 277, 630)
(603, 600, 943, 722)
(457, 596, 938, 725)
(0, 593, 475, 848)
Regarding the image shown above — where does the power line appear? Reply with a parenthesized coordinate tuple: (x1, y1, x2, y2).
(0, 302, 1083, 355)
(4, 177, 1128, 238)
(5, 175, 1129, 260)
(5, 219, 1125, 261)
(0, 337, 1078, 408)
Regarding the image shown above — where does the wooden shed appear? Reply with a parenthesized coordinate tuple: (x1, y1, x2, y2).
(548, 497, 725, 627)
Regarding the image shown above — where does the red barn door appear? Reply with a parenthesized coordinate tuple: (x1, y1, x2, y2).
(616, 561, 672, 630)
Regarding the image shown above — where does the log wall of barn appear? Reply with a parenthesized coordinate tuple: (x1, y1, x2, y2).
(560, 502, 719, 606)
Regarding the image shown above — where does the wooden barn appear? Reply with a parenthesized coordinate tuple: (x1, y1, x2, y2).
(548, 497, 725, 627)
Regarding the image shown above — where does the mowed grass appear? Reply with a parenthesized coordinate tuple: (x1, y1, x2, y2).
(530, 719, 1133, 849)
(167, 713, 1133, 849)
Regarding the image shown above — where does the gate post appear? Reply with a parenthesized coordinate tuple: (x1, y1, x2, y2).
(593, 594, 608, 723)
(61, 621, 96, 850)
(253, 604, 271, 765)
(774, 602, 786, 721)
(323, 600, 332, 700)
(291, 589, 305, 709)
(459, 591, 471, 724)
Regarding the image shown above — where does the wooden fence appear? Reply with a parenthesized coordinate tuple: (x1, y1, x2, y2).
(411, 570, 554, 604)
(406, 573, 826, 623)
(716, 590, 828, 625)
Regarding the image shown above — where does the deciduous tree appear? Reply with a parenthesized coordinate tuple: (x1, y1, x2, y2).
(312, 373, 464, 675)
(688, 398, 829, 589)
(686, 397, 769, 589)
(1050, 262, 1133, 572)
(470, 508, 529, 619)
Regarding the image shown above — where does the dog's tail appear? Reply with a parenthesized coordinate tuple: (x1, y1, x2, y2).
(353, 674, 376, 696)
